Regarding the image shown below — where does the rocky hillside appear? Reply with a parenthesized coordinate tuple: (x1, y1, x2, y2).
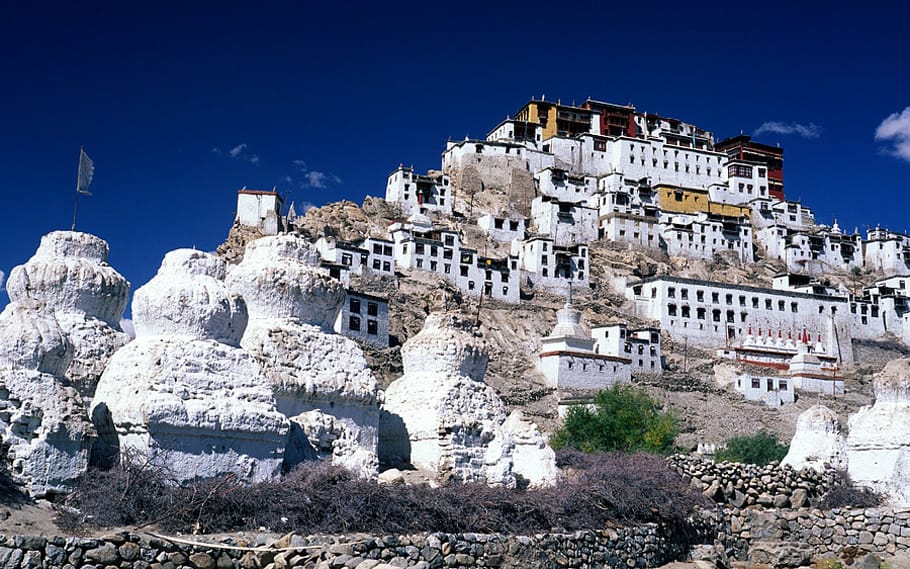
(216, 196, 899, 444)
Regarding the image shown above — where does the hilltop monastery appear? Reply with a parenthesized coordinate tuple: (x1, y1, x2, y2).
(237, 96, 910, 407)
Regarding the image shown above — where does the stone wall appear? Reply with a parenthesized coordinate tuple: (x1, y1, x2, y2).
(726, 507, 910, 566)
(0, 521, 718, 569)
(668, 454, 837, 508)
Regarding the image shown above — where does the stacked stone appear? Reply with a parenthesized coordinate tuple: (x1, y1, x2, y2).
(728, 507, 910, 562)
(668, 454, 836, 508)
(0, 523, 716, 569)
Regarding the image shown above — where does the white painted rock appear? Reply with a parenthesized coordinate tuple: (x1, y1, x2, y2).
(400, 313, 489, 381)
(847, 358, 910, 505)
(0, 369, 93, 497)
(6, 231, 129, 326)
(0, 300, 72, 376)
(91, 337, 288, 483)
(0, 300, 92, 497)
(241, 318, 381, 478)
(381, 312, 556, 487)
(225, 235, 344, 330)
(781, 404, 847, 471)
(285, 409, 378, 478)
(6, 231, 131, 394)
(132, 249, 248, 345)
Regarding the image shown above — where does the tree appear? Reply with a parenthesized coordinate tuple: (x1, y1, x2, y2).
(714, 431, 788, 466)
(551, 385, 678, 454)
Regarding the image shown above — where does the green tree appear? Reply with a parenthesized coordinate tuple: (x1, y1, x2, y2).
(551, 385, 678, 454)
(714, 431, 788, 465)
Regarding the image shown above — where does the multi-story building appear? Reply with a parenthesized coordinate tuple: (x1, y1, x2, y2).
(530, 197, 599, 247)
(715, 135, 785, 201)
(334, 291, 390, 348)
(385, 166, 453, 216)
(515, 237, 589, 294)
(864, 228, 910, 275)
(235, 188, 283, 234)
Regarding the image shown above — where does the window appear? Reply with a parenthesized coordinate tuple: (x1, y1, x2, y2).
(416, 259, 423, 268)
(468, 281, 475, 290)
(382, 261, 391, 272)
(780, 380, 788, 391)
(751, 377, 761, 389)
(668, 287, 676, 298)
(367, 319, 378, 335)
(681, 306, 690, 318)
(415, 243, 425, 255)
(668, 304, 678, 316)
(752, 297, 759, 309)
(460, 266, 469, 277)
(341, 253, 352, 266)
(697, 307, 706, 319)
(681, 288, 689, 300)
(739, 295, 746, 307)
(349, 315, 361, 331)
(778, 300, 785, 311)
(367, 302, 378, 316)
(712, 310, 721, 322)
(765, 299, 772, 310)
(383, 245, 393, 256)
(349, 298, 361, 313)
(791, 302, 798, 313)
(697, 290, 704, 302)
(372, 259, 381, 270)
(712, 292, 719, 304)
(372, 244, 382, 254)
(726, 294, 733, 305)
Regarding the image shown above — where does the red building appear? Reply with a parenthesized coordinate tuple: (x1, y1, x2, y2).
(581, 99, 637, 137)
(716, 135, 785, 201)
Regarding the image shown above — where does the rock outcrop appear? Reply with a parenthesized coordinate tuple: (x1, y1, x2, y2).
(226, 235, 381, 478)
(847, 358, 910, 505)
(0, 299, 93, 496)
(381, 312, 557, 487)
(91, 249, 288, 482)
(6, 231, 130, 397)
(781, 404, 847, 471)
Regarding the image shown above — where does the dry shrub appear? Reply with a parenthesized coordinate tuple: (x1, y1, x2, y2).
(819, 470, 883, 509)
(59, 452, 709, 535)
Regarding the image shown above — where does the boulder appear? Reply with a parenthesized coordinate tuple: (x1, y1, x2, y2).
(781, 404, 847, 471)
(6, 231, 131, 396)
(91, 249, 288, 482)
(227, 235, 381, 478)
(847, 358, 910, 505)
(381, 312, 556, 487)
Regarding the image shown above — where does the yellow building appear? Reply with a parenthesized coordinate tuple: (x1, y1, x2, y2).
(656, 185, 750, 218)
(514, 100, 594, 141)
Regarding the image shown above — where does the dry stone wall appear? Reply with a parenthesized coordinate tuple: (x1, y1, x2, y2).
(668, 454, 836, 509)
(0, 522, 718, 569)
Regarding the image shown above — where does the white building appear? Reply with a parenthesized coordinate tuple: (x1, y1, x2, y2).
(362, 237, 397, 275)
(334, 291, 390, 348)
(733, 373, 795, 406)
(516, 237, 589, 294)
(385, 166, 453, 216)
(534, 167, 597, 201)
(755, 222, 862, 273)
(864, 228, 910, 275)
(659, 213, 754, 264)
(591, 324, 663, 374)
(236, 189, 283, 235)
(589, 175, 662, 248)
(389, 215, 520, 303)
(315, 237, 368, 276)
(530, 197, 598, 247)
(477, 214, 526, 243)
(537, 301, 631, 391)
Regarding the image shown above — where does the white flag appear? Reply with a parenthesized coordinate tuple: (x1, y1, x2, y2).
(77, 148, 94, 196)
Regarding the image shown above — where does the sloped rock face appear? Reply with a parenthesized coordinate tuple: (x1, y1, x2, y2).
(782, 404, 847, 471)
(6, 231, 131, 396)
(381, 312, 556, 487)
(227, 235, 381, 478)
(847, 358, 910, 505)
(0, 299, 93, 496)
(91, 250, 288, 483)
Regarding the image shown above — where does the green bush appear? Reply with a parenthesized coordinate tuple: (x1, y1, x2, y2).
(551, 385, 678, 454)
(714, 431, 788, 465)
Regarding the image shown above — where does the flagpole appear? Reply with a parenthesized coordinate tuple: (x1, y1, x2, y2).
(72, 146, 82, 231)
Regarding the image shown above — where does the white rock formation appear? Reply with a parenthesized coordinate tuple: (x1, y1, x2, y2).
(0, 299, 93, 496)
(381, 312, 557, 487)
(91, 249, 288, 483)
(6, 231, 130, 395)
(226, 235, 381, 478)
(781, 404, 847, 471)
(847, 358, 910, 505)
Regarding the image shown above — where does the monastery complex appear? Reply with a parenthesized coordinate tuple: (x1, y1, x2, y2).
(236, 96, 910, 408)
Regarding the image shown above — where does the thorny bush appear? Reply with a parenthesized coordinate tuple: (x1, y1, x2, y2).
(818, 470, 883, 510)
(58, 451, 710, 535)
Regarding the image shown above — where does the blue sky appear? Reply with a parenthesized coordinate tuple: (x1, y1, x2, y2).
(1, 2, 908, 313)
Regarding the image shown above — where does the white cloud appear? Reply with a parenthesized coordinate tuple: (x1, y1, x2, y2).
(119, 318, 135, 339)
(290, 159, 341, 189)
(875, 107, 910, 162)
(212, 143, 260, 164)
(754, 121, 822, 139)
